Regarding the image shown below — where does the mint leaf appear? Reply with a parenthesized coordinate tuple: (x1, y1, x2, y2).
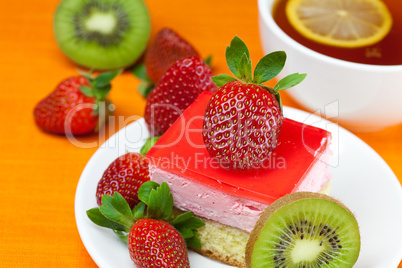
(185, 236, 202, 250)
(79, 85, 95, 97)
(274, 73, 307, 92)
(253, 51, 286, 84)
(211, 74, 237, 87)
(225, 36, 250, 79)
(238, 53, 252, 82)
(99, 193, 134, 230)
(94, 69, 122, 88)
(138, 181, 160, 204)
(140, 136, 161, 156)
(146, 182, 173, 220)
(132, 202, 146, 221)
(86, 207, 128, 232)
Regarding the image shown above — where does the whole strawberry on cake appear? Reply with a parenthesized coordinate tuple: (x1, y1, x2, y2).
(202, 36, 306, 169)
(146, 36, 333, 267)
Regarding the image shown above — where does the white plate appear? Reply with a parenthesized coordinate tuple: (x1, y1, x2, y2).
(75, 107, 402, 268)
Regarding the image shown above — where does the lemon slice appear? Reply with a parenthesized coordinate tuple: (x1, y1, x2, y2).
(286, 0, 393, 48)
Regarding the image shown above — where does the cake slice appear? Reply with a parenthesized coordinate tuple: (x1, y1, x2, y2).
(147, 91, 332, 267)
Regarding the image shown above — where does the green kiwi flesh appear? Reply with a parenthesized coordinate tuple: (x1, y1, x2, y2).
(246, 192, 360, 268)
(54, 0, 151, 69)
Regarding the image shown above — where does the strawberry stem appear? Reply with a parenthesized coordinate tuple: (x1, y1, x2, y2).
(211, 36, 307, 101)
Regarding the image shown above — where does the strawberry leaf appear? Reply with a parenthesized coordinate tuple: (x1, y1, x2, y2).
(211, 74, 237, 87)
(204, 55, 213, 67)
(238, 53, 252, 82)
(99, 193, 135, 230)
(132, 63, 148, 80)
(171, 211, 204, 249)
(86, 207, 129, 232)
(94, 69, 122, 88)
(179, 228, 195, 239)
(175, 216, 205, 230)
(138, 181, 160, 204)
(253, 51, 286, 84)
(79, 85, 95, 97)
(225, 36, 250, 79)
(185, 236, 202, 250)
(274, 73, 307, 92)
(140, 136, 161, 156)
(94, 84, 112, 100)
(113, 230, 128, 244)
(275, 93, 283, 112)
(171, 211, 194, 225)
(138, 82, 154, 98)
(76, 68, 94, 82)
(146, 182, 173, 220)
(132, 202, 146, 221)
(133, 64, 155, 98)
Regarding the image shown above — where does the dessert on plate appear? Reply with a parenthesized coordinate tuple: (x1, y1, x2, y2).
(147, 91, 332, 267)
(144, 36, 333, 267)
(86, 35, 362, 268)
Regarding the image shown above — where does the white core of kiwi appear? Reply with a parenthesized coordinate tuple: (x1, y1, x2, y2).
(291, 239, 323, 263)
(84, 12, 117, 34)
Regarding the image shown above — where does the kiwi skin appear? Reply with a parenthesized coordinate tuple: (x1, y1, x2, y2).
(245, 192, 360, 268)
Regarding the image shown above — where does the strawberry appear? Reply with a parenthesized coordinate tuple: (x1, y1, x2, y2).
(144, 56, 217, 137)
(87, 182, 204, 267)
(203, 36, 306, 169)
(34, 70, 121, 135)
(128, 219, 190, 268)
(96, 153, 150, 209)
(145, 28, 199, 84)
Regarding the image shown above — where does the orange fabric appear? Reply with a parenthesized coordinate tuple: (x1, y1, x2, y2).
(0, 0, 401, 267)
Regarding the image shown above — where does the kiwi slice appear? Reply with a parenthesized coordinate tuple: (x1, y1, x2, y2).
(246, 192, 360, 268)
(54, 0, 151, 70)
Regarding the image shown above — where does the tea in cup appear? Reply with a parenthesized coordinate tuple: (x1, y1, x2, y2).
(258, 0, 402, 131)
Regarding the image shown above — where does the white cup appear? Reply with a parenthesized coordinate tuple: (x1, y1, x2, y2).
(258, 0, 402, 132)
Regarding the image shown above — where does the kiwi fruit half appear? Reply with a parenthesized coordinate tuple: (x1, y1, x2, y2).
(246, 192, 360, 268)
(54, 0, 151, 70)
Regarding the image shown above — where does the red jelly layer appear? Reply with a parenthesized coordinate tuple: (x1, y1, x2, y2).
(147, 91, 331, 204)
